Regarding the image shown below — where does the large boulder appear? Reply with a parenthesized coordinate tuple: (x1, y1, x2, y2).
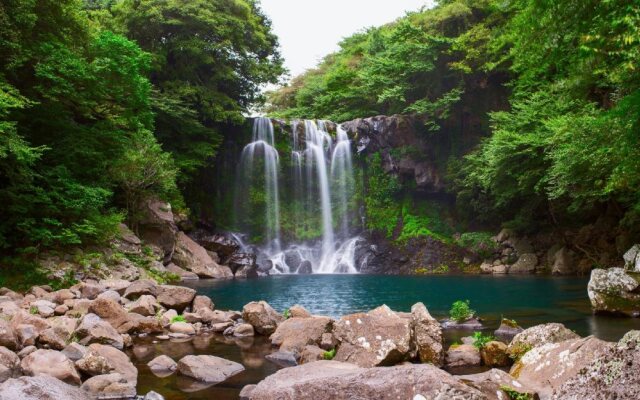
(246, 361, 484, 400)
(458, 369, 536, 400)
(0, 321, 18, 351)
(0, 347, 20, 383)
(172, 232, 233, 279)
(176, 355, 244, 383)
(147, 355, 177, 377)
(270, 317, 333, 354)
(122, 279, 158, 300)
(85, 344, 137, 384)
(623, 244, 640, 272)
(137, 199, 178, 259)
(197, 233, 240, 260)
(242, 301, 284, 335)
(333, 305, 412, 367)
(588, 267, 640, 317)
(89, 298, 129, 329)
(511, 336, 612, 398)
(74, 313, 124, 350)
(80, 373, 136, 399)
(126, 295, 158, 316)
(506, 323, 580, 360)
(411, 302, 444, 366)
(166, 263, 199, 281)
(480, 341, 510, 367)
(0, 376, 91, 400)
(553, 330, 640, 399)
(551, 247, 575, 275)
(445, 344, 481, 369)
(509, 253, 538, 274)
(20, 349, 81, 385)
(156, 285, 196, 312)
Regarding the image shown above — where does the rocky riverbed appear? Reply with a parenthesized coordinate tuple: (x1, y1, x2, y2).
(0, 274, 638, 400)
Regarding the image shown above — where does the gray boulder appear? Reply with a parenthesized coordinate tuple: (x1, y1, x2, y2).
(588, 267, 640, 316)
(0, 376, 91, 400)
(177, 355, 244, 383)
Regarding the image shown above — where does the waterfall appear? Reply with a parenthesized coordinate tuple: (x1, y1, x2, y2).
(235, 117, 362, 274)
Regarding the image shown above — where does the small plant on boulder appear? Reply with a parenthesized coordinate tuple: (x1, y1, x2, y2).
(170, 315, 186, 324)
(322, 348, 336, 360)
(283, 308, 291, 319)
(449, 300, 475, 322)
(471, 331, 494, 349)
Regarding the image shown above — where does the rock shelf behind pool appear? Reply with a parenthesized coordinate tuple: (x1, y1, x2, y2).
(177, 355, 245, 384)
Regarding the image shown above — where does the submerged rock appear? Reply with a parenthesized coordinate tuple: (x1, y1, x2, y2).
(494, 318, 524, 341)
(245, 360, 484, 400)
(177, 355, 245, 383)
(588, 267, 640, 316)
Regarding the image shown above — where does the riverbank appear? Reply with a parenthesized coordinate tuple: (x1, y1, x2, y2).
(0, 278, 638, 399)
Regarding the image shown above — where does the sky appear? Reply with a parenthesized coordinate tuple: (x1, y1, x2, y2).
(260, 0, 435, 79)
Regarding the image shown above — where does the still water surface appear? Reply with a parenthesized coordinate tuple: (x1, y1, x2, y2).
(134, 275, 640, 399)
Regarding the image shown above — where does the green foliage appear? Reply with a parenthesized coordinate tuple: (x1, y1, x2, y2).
(449, 300, 475, 322)
(323, 348, 336, 360)
(363, 154, 402, 237)
(170, 315, 186, 324)
(457, 232, 498, 259)
(500, 386, 535, 400)
(283, 308, 291, 319)
(471, 331, 494, 349)
(509, 343, 532, 362)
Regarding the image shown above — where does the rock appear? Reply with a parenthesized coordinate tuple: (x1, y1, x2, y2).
(176, 355, 245, 383)
(169, 322, 195, 335)
(21, 349, 81, 385)
(156, 285, 196, 312)
(242, 301, 284, 335)
(233, 323, 255, 337)
(54, 305, 69, 315)
(246, 360, 484, 400)
(551, 247, 575, 275)
(445, 344, 481, 369)
(11, 309, 50, 334)
(623, 244, 640, 272)
(511, 336, 612, 398)
(0, 347, 20, 383)
(297, 260, 313, 274)
(333, 305, 412, 368)
(494, 318, 524, 341)
(239, 384, 256, 400)
(172, 232, 234, 279)
(81, 373, 136, 399)
(588, 267, 640, 316)
(86, 344, 137, 384)
(75, 313, 124, 350)
(509, 253, 538, 274)
(16, 346, 36, 358)
(492, 264, 509, 274)
(79, 282, 105, 300)
(299, 345, 326, 364)
(411, 302, 444, 366)
(62, 343, 88, 362)
(31, 300, 56, 318)
(283, 251, 302, 271)
(211, 321, 234, 332)
(192, 295, 214, 313)
(441, 317, 483, 330)
(126, 295, 158, 316)
(553, 330, 640, 399)
(288, 305, 311, 318)
(265, 351, 298, 368)
(507, 322, 580, 360)
(458, 369, 535, 400)
(0, 376, 91, 400)
(320, 333, 337, 350)
(75, 351, 112, 376)
(117, 313, 163, 335)
(99, 279, 131, 295)
(147, 355, 177, 377)
(183, 312, 202, 323)
(480, 262, 493, 274)
(270, 317, 333, 353)
(38, 327, 69, 350)
(137, 198, 178, 259)
(14, 324, 38, 347)
(123, 279, 158, 300)
(197, 233, 240, 259)
(0, 321, 18, 351)
(166, 263, 199, 281)
(144, 391, 165, 400)
(228, 253, 257, 277)
(480, 341, 510, 367)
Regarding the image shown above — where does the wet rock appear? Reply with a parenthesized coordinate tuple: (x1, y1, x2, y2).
(333, 305, 412, 367)
(297, 261, 313, 274)
(147, 355, 177, 377)
(172, 232, 234, 279)
(588, 267, 640, 316)
(242, 301, 284, 335)
(75, 313, 124, 350)
(233, 323, 255, 337)
(144, 391, 165, 400)
(411, 302, 444, 366)
(81, 373, 136, 399)
(270, 316, 333, 353)
(509, 253, 538, 274)
(480, 341, 510, 367)
(445, 344, 481, 369)
(458, 369, 536, 400)
(246, 360, 484, 400)
(156, 285, 196, 312)
(494, 318, 524, 341)
(177, 355, 245, 383)
(265, 351, 298, 368)
(0, 376, 91, 400)
(0, 347, 20, 383)
(507, 323, 580, 360)
(512, 336, 612, 398)
(283, 251, 302, 271)
(228, 253, 258, 278)
(21, 349, 81, 385)
(553, 330, 640, 399)
(197, 234, 240, 260)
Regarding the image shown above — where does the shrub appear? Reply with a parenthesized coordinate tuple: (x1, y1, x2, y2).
(449, 300, 475, 322)
(471, 331, 494, 349)
(500, 386, 535, 400)
(170, 315, 186, 324)
(283, 308, 291, 319)
(457, 232, 498, 259)
(323, 348, 336, 360)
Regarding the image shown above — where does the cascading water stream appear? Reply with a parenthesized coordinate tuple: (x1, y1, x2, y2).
(235, 117, 363, 274)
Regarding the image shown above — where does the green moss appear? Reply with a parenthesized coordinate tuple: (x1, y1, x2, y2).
(500, 386, 535, 400)
(170, 315, 186, 324)
(323, 348, 336, 360)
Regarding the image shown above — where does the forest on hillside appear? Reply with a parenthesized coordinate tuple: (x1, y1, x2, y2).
(267, 0, 640, 240)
